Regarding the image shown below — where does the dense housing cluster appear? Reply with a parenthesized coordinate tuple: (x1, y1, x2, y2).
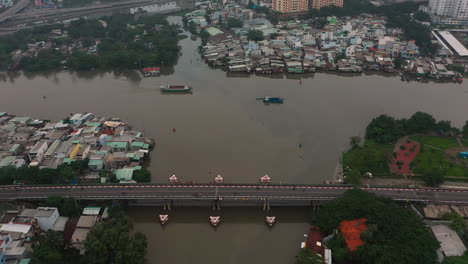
(0, 112, 153, 183)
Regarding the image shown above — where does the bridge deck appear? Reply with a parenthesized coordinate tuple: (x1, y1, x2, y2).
(0, 184, 467, 205)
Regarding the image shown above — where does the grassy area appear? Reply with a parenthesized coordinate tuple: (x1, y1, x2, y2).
(462, 139, 468, 147)
(443, 255, 468, 264)
(342, 140, 394, 178)
(410, 135, 459, 149)
(412, 147, 468, 177)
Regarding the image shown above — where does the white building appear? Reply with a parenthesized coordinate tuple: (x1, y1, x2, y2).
(423, 0, 468, 25)
(33, 207, 60, 231)
(28, 140, 49, 163)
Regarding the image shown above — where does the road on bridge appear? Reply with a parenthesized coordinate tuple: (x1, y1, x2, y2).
(0, 184, 467, 205)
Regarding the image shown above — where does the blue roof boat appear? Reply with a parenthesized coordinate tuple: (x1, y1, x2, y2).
(262, 96, 284, 103)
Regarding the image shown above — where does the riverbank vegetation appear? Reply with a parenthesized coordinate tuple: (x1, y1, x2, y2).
(343, 112, 468, 184)
(0, 13, 184, 72)
(31, 207, 147, 264)
(0, 159, 89, 185)
(311, 189, 439, 264)
(0, 158, 153, 185)
(308, 0, 438, 55)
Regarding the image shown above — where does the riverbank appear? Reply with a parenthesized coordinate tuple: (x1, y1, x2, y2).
(0, 112, 154, 184)
(1, 17, 468, 263)
(0, 13, 184, 73)
(342, 112, 468, 185)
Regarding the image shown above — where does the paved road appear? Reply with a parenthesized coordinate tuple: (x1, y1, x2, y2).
(0, 0, 30, 23)
(0, 184, 467, 204)
(0, 0, 172, 31)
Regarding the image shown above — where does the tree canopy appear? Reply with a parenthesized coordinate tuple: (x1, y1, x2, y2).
(366, 112, 455, 144)
(296, 248, 325, 264)
(422, 169, 445, 187)
(45, 196, 81, 217)
(31, 230, 80, 264)
(226, 18, 243, 28)
(247, 29, 264, 41)
(1, 14, 183, 72)
(132, 168, 151, 182)
(365, 114, 404, 144)
(441, 212, 466, 233)
(0, 158, 88, 185)
(312, 189, 439, 264)
(83, 208, 147, 264)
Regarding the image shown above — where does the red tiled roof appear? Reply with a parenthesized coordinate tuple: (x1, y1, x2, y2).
(339, 218, 368, 251)
(142, 67, 160, 72)
(306, 226, 324, 255)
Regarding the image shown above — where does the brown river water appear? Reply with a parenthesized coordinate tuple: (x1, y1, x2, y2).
(0, 16, 467, 263)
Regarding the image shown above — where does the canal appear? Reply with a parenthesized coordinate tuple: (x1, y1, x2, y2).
(0, 16, 467, 264)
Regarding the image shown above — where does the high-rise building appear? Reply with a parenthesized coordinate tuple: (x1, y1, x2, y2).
(272, 0, 309, 13)
(310, 0, 343, 9)
(423, 0, 468, 25)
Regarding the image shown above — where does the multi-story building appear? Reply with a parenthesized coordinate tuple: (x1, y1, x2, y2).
(422, 0, 468, 24)
(272, 0, 309, 13)
(310, 0, 343, 9)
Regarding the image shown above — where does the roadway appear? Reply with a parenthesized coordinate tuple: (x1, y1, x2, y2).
(0, 183, 468, 205)
(0, 0, 177, 33)
(0, 0, 30, 23)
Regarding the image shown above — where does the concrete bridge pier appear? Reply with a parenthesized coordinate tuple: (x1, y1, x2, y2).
(212, 198, 221, 211)
(311, 200, 319, 210)
(263, 199, 270, 211)
(163, 200, 171, 211)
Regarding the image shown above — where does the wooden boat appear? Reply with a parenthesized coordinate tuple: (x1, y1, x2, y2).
(160, 85, 192, 92)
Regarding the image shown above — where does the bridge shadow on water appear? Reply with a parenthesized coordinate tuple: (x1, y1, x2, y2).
(127, 206, 313, 225)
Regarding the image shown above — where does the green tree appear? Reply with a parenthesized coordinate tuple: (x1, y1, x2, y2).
(312, 189, 439, 264)
(413, 11, 431, 22)
(349, 136, 362, 149)
(296, 248, 325, 264)
(132, 168, 151, 182)
(442, 212, 466, 233)
(443, 254, 468, 264)
(82, 38, 95, 48)
(58, 165, 76, 184)
(422, 169, 444, 187)
(45, 196, 80, 217)
(269, 33, 280, 39)
(407, 112, 436, 134)
(345, 169, 362, 184)
(436, 120, 452, 133)
(227, 18, 243, 28)
(83, 209, 147, 264)
(0, 166, 15, 185)
(247, 29, 264, 41)
(365, 114, 404, 143)
(31, 230, 80, 264)
(462, 121, 468, 138)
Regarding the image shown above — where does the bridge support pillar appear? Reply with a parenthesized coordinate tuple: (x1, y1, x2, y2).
(164, 200, 171, 211)
(263, 199, 270, 211)
(213, 198, 221, 211)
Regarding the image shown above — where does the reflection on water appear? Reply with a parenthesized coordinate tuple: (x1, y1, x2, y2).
(128, 207, 311, 264)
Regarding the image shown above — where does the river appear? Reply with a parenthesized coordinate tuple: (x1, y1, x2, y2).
(0, 16, 467, 264)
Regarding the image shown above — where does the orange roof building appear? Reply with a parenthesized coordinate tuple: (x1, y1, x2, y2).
(339, 218, 368, 251)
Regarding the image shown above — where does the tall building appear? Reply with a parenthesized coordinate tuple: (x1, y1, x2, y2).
(272, 0, 309, 13)
(310, 0, 343, 9)
(424, 0, 468, 25)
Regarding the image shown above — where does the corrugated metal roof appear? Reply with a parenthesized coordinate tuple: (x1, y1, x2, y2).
(0, 224, 32, 234)
(439, 31, 468, 57)
(82, 206, 101, 215)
